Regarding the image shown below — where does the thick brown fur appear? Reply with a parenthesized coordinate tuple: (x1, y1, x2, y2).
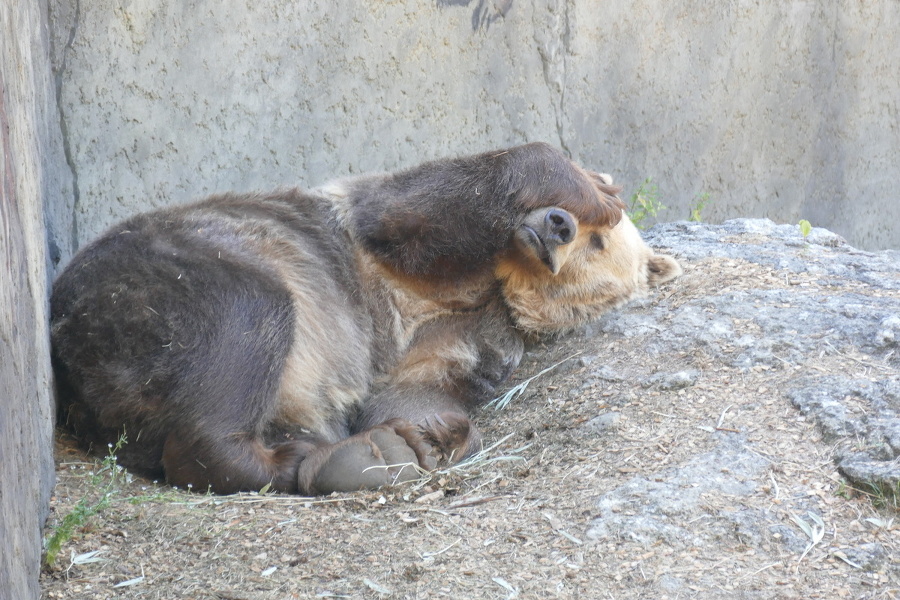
(50, 143, 680, 495)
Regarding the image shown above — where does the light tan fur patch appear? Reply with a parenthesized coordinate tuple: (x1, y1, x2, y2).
(497, 211, 679, 333)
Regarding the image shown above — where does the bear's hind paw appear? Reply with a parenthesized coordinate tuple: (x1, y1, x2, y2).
(297, 421, 435, 495)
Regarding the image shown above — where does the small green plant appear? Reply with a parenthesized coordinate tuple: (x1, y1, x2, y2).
(864, 480, 900, 512)
(688, 192, 711, 222)
(798, 219, 812, 239)
(835, 479, 851, 500)
(44, 433, 129, 567)
(628, 178, 666, 229)
(43, 497, 109, 568)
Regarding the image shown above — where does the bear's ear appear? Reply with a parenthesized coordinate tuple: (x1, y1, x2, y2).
(647, 254, 682, 286)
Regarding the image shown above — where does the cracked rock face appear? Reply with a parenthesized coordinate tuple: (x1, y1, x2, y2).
(789, 376, 900, 491)
(566, 218, 897, 589)
(643, 218, 899, 492)
(648, 219, 900, 495)
(587, 436, 772, 549)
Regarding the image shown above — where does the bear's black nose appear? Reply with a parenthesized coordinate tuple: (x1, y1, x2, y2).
(545, 208, 575, 245)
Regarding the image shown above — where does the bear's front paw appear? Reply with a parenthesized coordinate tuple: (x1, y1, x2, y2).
(297, 420, 435, 494)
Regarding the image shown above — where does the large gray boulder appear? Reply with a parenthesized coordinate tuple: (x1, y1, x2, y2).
(582, 219, 899, 578)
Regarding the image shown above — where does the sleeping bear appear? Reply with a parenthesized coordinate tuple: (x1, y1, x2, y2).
(50, 143, 681, 495)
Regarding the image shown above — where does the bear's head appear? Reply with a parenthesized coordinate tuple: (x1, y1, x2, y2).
(496, 181, 681, 334)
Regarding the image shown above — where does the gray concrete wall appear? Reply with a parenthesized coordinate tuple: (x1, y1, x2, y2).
(48, 0, 899, 263)
(1, 0, 70, 596)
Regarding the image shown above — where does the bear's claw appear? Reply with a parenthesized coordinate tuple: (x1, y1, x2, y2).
(418, 412, 479, 464)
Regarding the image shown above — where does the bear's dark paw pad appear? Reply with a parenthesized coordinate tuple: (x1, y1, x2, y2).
(418, 412, 474, 464)
(300, 424, 430, 494)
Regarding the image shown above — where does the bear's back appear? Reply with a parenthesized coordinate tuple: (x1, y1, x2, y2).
(50, 189, 380, 471)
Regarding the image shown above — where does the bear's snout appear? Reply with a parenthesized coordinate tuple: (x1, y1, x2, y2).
(545, 208, 575, 246)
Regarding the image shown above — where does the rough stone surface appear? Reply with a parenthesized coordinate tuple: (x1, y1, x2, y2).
(587, 435, 773, 548)
(48, 0, 900, 273)
(647, 220, 900, 497)
(789, 377, 900, 492)
(579, 218, 899, 583)
(1, 1, 69, 597)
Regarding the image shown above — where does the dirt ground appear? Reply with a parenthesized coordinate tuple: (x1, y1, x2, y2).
(40, 251, 899, 600)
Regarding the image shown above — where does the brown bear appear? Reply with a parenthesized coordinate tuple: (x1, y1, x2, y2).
(50, 142, 681, 495)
